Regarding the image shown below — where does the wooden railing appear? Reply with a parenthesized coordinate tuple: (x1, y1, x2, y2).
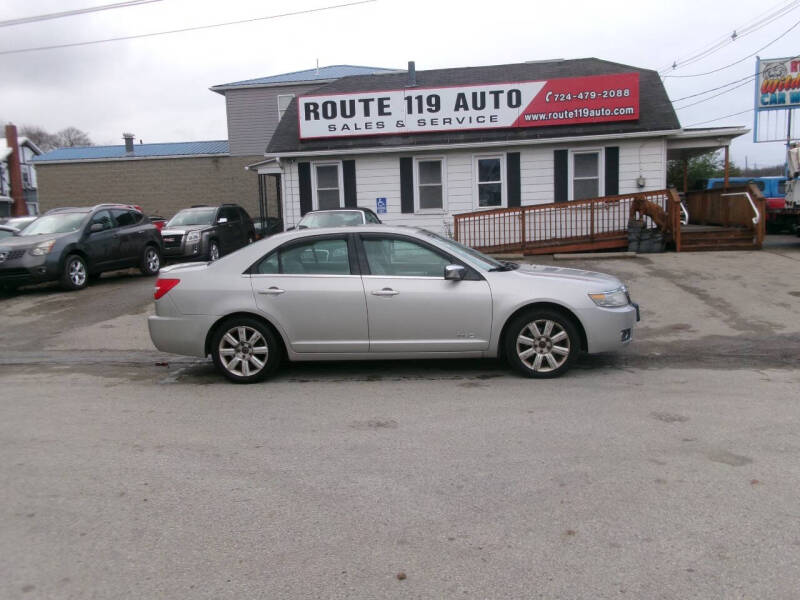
(454, 189, 681, 254)
(682, 183, 766, 247)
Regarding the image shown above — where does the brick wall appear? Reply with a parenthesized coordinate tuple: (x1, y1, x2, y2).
(35, 155, 263, 219)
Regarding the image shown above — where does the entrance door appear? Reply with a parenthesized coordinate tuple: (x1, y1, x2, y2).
(358, 234, 493, 352)
(258, 173, 284, 236)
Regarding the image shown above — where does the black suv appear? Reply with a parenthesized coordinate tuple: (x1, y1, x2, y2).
(161, 204, 255, 262)
(0, 204, 162, 291)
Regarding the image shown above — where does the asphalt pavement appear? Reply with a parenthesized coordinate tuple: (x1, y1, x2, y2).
(1, 236, 799, 599)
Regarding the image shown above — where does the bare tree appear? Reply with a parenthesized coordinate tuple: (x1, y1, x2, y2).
(18, 125, 93, 151)
(56, 127, 93, 148)
(19, 126, 61, 152)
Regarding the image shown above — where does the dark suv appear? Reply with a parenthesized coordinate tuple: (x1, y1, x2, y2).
(0, 204, 162, 291)
(161, 204, 255, 262)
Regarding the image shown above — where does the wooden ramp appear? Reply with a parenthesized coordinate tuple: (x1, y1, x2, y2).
(453, 184, 765, 255)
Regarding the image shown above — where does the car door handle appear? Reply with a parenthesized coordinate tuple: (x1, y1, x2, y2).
(371, 288, 399, 297)
(258, 287, 285, 295)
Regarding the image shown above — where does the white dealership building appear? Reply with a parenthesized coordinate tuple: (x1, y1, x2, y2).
(248, 58, 745, 235)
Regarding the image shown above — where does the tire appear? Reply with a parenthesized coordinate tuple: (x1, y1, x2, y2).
(140, 245, 161, 276)
(504, 309, 580, 378)
(60, 254, 88, 291)
(210, 317, 281, 383)
(208, 240, 220, 262)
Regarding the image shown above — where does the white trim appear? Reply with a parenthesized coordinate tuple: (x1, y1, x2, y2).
(413, 156, 447, 214)
(568, 148, 604, 202)
(209, 79, 337, 94)
(266, 128, 684, 159)
(310, 160, 344, 210)
(33, 153, 230, 165)
(472, 154, 506, 210)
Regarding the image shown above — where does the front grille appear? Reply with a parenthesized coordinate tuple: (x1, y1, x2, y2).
(6, 250, 25, 260)
(162, 234, 183, 248)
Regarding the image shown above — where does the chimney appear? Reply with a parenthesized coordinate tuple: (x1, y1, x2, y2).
(408, 61, 416, 87)
(123, 132, 135, 154)
(4, 123, 28, 217)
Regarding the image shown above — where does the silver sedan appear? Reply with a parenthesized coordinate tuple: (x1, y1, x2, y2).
(148, 225, 639, 383)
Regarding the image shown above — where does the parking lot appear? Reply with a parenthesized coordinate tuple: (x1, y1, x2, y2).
(2, 237, 800, 599)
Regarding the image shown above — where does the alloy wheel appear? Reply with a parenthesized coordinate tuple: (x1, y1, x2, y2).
(69, 258, 87, 287)
(516, 319, 571, 373)
(145, 248, 160, 272)
(217, 325, 269, 378)
(209, 243, 220, 261)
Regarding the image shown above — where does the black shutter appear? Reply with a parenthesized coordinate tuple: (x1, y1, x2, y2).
(507, 152, 521, 207)
(298, 161, 312, 216)
(554, 150, 568, 203)
(400, 157, 414, 214)
(604, 147, 619, 196)
(343, 160, 357, 208)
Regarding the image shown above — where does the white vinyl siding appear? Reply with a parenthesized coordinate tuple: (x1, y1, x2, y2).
(274, 137, 668, 235)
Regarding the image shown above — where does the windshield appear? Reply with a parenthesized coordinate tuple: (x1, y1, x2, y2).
(422, 231, 505, 271)
(21, 213, 87, 236)
(298, 211, 363, 228)
(167, 208, 216, 227)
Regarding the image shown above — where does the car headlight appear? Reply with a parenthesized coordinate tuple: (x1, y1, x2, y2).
(185, 231, 201, 243)
(588, 286, 629, 308)
(29, 239, 56, 256)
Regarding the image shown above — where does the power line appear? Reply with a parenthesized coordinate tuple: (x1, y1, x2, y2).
(0, 0, 377, 56)
(684, 108, 753, 128)
(663, 16, 800, 78)
(659, 0, 800, 74)
(674, 79, 754, 110)
(0, 0, 162, 28)
(669, 73, 757, 103)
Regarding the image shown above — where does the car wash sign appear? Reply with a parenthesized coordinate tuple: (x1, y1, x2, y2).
(298, 72, 639, 139)
(756, 56, 800, 111)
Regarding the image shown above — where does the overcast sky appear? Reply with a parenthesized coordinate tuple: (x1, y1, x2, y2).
(1, 0, 797, 167)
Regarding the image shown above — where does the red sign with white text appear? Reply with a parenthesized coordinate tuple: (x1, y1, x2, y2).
(513, 72, 640, 128)
(298, 72, 640, 139)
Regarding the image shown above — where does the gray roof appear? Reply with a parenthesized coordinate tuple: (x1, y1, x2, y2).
(267, 58, 681, 155)
(33, 140, 229, 163)
(210, 65, 401, 93)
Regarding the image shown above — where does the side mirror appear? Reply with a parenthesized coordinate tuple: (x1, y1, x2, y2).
(217, 217, 228, 224)
(444, 264, 466, 281)
(90, 223, 104, 233)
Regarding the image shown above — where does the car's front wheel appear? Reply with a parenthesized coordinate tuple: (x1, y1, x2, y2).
(504, 309, 579, 378)
(60, 254, 88, 290)
(208, 240, 220, 261)
(140, 245, 161, 276)
(211, 317, 281, 383)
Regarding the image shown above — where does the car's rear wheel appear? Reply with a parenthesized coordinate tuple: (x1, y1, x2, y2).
(211, 317, 280, 383)
(504, 309, 579, 378)
(140, 245, 161, 276)
(208, 240, 220, 261)
(60, 254, 88, 290)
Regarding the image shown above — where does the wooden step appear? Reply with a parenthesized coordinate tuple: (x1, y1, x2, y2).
(680, 242, 758, 251)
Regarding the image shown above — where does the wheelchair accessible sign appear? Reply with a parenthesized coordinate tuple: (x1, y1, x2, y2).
(376, 197, 387, 214)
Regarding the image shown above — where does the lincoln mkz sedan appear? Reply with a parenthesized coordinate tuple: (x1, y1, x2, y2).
(148, 226, 639, 383)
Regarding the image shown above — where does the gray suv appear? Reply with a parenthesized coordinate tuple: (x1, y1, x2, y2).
(161, 204, 255, 262)
(0, 204, 162, 291)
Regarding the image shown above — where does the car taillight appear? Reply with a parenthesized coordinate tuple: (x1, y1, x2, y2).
(154, 278, 180, 300)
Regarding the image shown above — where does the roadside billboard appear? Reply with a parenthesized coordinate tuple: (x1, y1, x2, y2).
(754, 56, 800, 143)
